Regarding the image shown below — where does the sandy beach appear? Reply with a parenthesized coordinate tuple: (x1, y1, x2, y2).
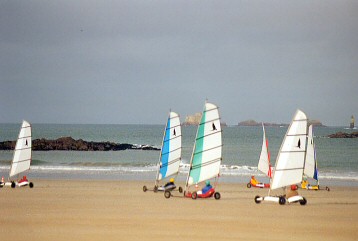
(0, 179, 357, 241)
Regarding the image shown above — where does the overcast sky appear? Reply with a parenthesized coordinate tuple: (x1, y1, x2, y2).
(1, 1, 357, 126)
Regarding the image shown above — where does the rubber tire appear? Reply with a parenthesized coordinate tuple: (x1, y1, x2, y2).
(247, 183, 252, 188)
(279, 196, 286, 205)
(143, 185, 147, 192)
(11, 182, 16, 188)
(153, 186, 158, 193)
(178, 187, 183, 193)
(29, 182, 34, 188)
(326, 186, 330, 192)
(164, 191, 171, 199)
(214, 192, 221, 200)
(299, 197, 307, 206)
(254, 195, 261, 204)
(191, 192, 197, 200)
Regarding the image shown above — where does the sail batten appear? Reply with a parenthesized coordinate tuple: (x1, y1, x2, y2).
(191, 158, 221, 169)
(160, 158, 181, 168)
(161, 147, 182, 156)
(193, 144, 223, 156)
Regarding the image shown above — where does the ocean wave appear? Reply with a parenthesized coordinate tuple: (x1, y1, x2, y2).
(0, 159, 48, 166)
(0, 163, 357, 182)
(63, 161, 155, 168)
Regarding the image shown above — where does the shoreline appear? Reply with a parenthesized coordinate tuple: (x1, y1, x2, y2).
(1, 169, 358, 187)
(0, 179, 357, 241)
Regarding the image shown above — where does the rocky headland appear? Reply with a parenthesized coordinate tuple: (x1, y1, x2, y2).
(0, 136, 160, 151)
(183, 113, 227, 127)
(183, 113, 202, 126)
(327, 132, 358, 138)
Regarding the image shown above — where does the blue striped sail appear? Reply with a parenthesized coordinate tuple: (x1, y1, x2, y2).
(156, 112, 182, 182)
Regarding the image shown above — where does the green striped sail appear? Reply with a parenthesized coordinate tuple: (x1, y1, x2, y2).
(186, 102, 222, 187)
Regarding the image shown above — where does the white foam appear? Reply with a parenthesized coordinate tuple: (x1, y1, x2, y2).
(1, 164, 357, 182)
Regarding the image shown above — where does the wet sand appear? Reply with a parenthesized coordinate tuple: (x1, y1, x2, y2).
(0, 180, 357, 241)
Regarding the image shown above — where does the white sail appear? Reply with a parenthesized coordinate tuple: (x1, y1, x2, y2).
(271, 110, 308, 190)
(304, 125, 318, 180)
(186, 102, 222, 187)
(257, 123, 272, 178)
(9, 120, 32, 178)
(156, 112, 182, 182)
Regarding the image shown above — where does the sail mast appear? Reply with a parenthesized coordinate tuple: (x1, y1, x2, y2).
(154, 111, 170, 187)
(184, 105, 203, 192)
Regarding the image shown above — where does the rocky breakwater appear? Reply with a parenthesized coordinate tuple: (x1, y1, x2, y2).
(0, 136, 160, 151)
(327, 132, 358, 138)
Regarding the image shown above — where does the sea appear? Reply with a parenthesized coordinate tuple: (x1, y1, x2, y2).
(0, 123, 357, 186)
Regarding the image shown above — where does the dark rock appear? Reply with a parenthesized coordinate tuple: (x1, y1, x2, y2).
(0, 137, 160, 151)
(327, 132, 358, 138)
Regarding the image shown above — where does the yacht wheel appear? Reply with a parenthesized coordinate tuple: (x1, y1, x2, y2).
(254, 195, 261, 204)
(279, 196, 286, 205)
(164, 191, 171, 199)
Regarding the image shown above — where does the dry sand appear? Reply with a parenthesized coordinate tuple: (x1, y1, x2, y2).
(0, 179, 357, 241)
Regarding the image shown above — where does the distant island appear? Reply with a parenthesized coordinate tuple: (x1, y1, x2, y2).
(327, 132, 358, 138)
(183, 113, 227, 127)
(0, 136, 160, 151)
(238, 120, 287, 127)
(237, 119, 325, 127)
(183, 112, 202, 125)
